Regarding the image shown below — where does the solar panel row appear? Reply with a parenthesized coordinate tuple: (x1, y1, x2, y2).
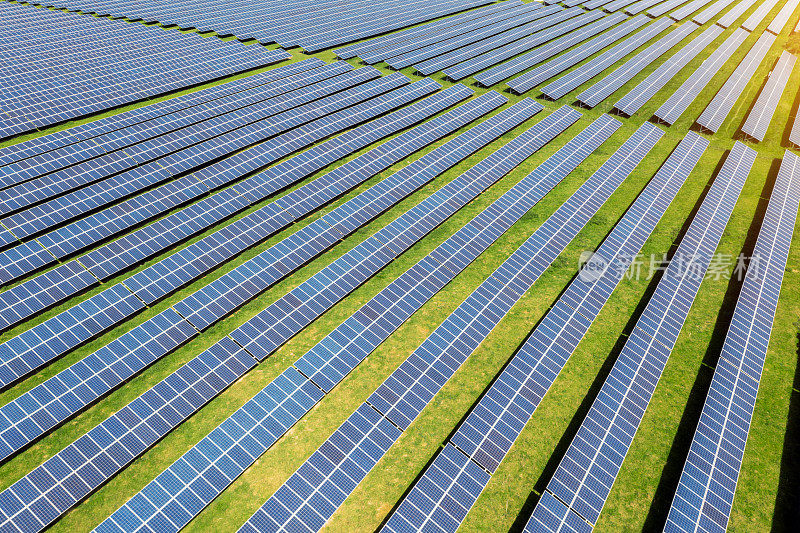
(414, 7, 586, 76)
(670, 0, 715, 21)
(716, 0, 758, 28)
(768, 0, 800, 34)
(0, 61, 353, 217)
(0, 83, 483, 391)
(507, 15, 649, 95)
(614, 25, 723, 117)
(90, 101, 562, 533)
(0, 59, 325, 170)
(741, 50, 796, 142)
(445, 10, 607, 82)
(0, 4, 290, 140)
(540, 17, 674, 100)
(696, 32, 776, 133)
(0, 94, 529, 466)
(602, 0, 641, 13)
(528, 142, 754, 532)
(654, 28, 749, 125)
(358, 2, 540, 64)
(791, 107, 800, 148)
(382, 127, 706, 533)
(577, 21, 699, 108)
(692, 0, 737, 24)
(241, 111, 641, 533)
(334, 1, 525, 59)
(386, 3, 555, 70)
(32, 0, 495, 50)
(741, 0, 780, 32)
(664, 150, 800, 533)
(649, 0, 696, 17)
(624, 0, 668, 16)
(0, 72, 412, 285)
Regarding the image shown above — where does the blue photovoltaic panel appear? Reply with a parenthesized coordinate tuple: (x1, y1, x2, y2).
(716, 0, 758, 27)
(0, 59, 326, 171)
(693, 0, 737, 24)
(0, 80, 464, 359)
(697, 32, 776, 133)
(664, 150, 800, 533)
(0, 88, 499, 398)
(614, 25, 723, 116)
(382, 129, 705, 533)
(0, 61, 350, 209)
(648, 0, 693, 17)
(768, 0, 800, 34)
(444, 10, 607, 82)
(474, 11, 627, 87)
(0, 308, 197, 463)
(0, 73, 417, 285)
(529, 142, 754, 531)
(0, 337, 257, 533)
(414, 7, 586, 76)
(92, 102, 562, 533)
(669, 0, 715, 20)
(385, 4, 555, 70)
(238, 109, 592, 531)
(358, 3, 540, 64)
(0, 66, 381, 242)
(0, 4, 290, 139)
(0, 283, 145, 391)
(791, 108, 800, 148)
(334, 1, 526, 59)
(654, 28, 749, 125)
(576, 21, 700, 108)
(507, 15, 651, 94)
(540, 17, 674, 100)
(624, 0, 668, 15)
(741, 0, 780, 32)
(601, 0, 642, 12)
(741, 51, 796, 142)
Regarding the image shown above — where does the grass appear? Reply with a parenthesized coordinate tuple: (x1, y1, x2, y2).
(0, 0, 799, 531)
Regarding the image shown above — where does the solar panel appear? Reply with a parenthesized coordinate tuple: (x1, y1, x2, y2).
(664, 150, 800, 533)
(741, 0, 780, 32)
(615, 25, 722, 116)
(0, 67, 383, 243)
(507, 15, 650, 94)
(654, 28, 749, 125)
(91, 102, 562, 533)
(741, 51, 796, 142)
(669, 0, 716, 20)
(414, 7, 586, 76)
(445, 10, 607, 82)
(382, 128, 705, 533)
(0, 84, 484, 395)
(696, 32, 776, 133)
(0, 4, 291, 139)
(358, 3, 541, 64)
(648, 0, 693, 17)
(334, 1, 526, 59)
(692, 0, 737, 24)
(716, 0, 758, 27)
(0, 308, 197, 463)
(791, 107, 800, 148)
(0, 59, 325, 171)
(577, 21, 700, 108)
(768, 0, 800, 34)
(601, 0, 642, 12)
(528, 142, 754, 531)
(540, 17, 674, 100)
(385, 4, 556, 70)
(624, 0, 669, 15)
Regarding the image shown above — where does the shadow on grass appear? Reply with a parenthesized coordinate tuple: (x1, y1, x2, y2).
(771, 326, 800, 532)
(641, 156, 782, 530)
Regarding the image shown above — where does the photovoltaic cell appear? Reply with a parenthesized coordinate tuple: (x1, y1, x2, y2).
(696, 32, 776, 133)
(741, 51, 796, 142)
(527, 142, 754, 531)
(664, 150, 800, 533)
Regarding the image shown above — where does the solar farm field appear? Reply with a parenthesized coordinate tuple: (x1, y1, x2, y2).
(0, 0, 798, 532)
